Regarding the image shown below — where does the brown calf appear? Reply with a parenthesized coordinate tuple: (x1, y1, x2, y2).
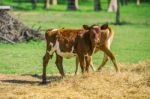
(42, 25, 100, 83)
(75, 24, 120, 74)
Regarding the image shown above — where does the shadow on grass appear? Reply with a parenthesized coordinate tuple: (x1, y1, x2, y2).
(105, 21, 150, 26)
(0, 74, 62, 85)
(1, 79, 40, 84)
(12, 6, 33, 11)
(109, 21, 134, 25)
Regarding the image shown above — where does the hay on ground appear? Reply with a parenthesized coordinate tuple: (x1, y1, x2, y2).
(0, 60, 150, 99)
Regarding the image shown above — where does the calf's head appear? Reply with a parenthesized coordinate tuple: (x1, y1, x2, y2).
(83, 24, 100, 46)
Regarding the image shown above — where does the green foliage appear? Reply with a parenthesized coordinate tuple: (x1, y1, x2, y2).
(0, 3, 150, 75)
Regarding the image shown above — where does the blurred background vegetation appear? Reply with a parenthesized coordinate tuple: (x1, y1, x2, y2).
(0, 0, 149, 11)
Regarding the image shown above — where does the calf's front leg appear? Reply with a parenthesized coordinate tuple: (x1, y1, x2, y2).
(78, 54, 86, 74)
(42, 52, 51, 84)
(75, 56, 95, 75)
(85, 55, 92, 73)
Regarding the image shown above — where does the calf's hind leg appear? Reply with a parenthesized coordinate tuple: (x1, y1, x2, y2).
(55, 54, 65, 77)
(89, 56, 95, 71)
(97, 53, 109, 70)
(99, 46, 120, 72)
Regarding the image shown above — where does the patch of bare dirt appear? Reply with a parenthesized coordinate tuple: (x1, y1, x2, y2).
(0, 60, 150, 99)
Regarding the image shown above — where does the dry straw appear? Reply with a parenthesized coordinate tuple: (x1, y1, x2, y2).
(0, 60, 150, 99)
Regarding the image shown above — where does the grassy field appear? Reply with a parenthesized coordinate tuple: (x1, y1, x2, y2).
(0, 2, 150, 75)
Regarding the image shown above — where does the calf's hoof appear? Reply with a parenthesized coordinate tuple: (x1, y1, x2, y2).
(41, 78, 47, 84)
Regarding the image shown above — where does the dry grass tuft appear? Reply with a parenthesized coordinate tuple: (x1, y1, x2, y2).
(0, 60, 150, 99)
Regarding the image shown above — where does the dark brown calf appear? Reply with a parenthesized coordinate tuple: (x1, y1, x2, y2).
(42, 25, 100, 83)
(75, 24, 120, 74)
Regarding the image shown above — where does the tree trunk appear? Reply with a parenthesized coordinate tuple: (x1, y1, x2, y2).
(75, 0, 79, 9)
(67, 0, 78, 10)
(125, 0, 128, 5)
(108, 0, 117, 12)
(120, 0, 124, 6)
(50, 0, 57, 5)
(94, 0, 102, 11)
(116, 0, 121, 24)
(107, 0, 110, 8)
(31, 0, 37, 9)
(137, 0, 140, 5)
(44, 0, 50, 9)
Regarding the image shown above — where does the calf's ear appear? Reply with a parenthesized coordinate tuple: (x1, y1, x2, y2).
(101, 24, 108, 29)
(83, 25, 90, 30)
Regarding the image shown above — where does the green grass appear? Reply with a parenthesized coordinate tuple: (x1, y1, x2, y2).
(0, 2, 150, 74)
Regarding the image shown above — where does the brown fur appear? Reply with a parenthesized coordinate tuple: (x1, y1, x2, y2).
(42, 26, 100, 84)
(75, 24, 120, 75)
